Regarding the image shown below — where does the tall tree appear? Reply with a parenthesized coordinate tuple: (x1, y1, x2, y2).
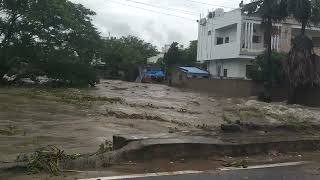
(243, 0, 287, 102)
(0, 0, 101, 85)
(163, 42, 182, 73)
(285, 0, 320, 103)
(161, 41, 198, 75)
(182, 40, 198, 66)
(101, 36, 158, 81)
(287, 0, 312, 35)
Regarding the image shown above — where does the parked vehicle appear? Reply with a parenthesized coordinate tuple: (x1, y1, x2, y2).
(141, 67, 165, 83)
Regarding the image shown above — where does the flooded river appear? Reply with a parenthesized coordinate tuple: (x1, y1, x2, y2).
(0, 80, 227, 162)
(1, 80, 320, 162)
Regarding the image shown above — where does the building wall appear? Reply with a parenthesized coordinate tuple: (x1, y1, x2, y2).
(198, 9, 320, 79)
(198, 10, 320, 61)
(241, 23, 265, 50)
(197, 9, 242, 62)
(208, 59, 251, 78)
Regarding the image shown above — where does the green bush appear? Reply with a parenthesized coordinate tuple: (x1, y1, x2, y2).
(247, 52, 287, 85)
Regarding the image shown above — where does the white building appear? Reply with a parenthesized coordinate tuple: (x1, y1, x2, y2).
(197, 7, 320, 79)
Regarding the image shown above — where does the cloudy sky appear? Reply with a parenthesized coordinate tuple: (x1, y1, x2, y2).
(71, 0, 250, 49)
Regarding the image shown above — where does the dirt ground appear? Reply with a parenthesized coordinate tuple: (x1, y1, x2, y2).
(1, 80, 320, 163)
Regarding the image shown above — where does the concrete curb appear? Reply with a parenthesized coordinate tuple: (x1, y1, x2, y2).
(63, 134, 320, 169)
(113, 134, 320, 161)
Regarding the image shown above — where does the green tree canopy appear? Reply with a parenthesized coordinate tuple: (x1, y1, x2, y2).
(182, 40, 198, 66)
(0, 0, 101, 85)
(163, 42, 182, 68)
(162, 41, 198, 74)
(100, 36, 158, 81)
(248, 52, 287, 84)
(287, 0, 312, 34)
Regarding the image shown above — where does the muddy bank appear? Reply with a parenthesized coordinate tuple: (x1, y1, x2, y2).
(1, 80, 320, 164)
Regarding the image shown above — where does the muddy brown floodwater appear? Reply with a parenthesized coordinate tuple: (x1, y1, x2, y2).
(0, 80, 231, 162)
(1, 80, 320, 163)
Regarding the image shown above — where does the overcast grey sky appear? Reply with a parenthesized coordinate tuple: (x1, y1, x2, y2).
(71, 0, 250, 48)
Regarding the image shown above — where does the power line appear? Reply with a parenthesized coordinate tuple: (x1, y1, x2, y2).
(106, 0, 198, 22)
(185, 0, 236, 9)
(124, 0, 200, 15)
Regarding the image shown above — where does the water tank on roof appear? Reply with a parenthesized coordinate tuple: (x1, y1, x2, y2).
(215, 8, 224, 17)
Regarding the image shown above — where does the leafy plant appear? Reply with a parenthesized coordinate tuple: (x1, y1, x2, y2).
(26, 145, 80, 175)
(97, 140, 113, 154)
(247, 52, 287, 85)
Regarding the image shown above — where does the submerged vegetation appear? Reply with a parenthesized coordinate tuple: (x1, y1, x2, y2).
(23, 146, 81, 175)
(16, 88, 124, 106)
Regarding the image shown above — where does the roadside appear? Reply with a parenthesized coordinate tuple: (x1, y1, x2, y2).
(2, 152, 320, 180)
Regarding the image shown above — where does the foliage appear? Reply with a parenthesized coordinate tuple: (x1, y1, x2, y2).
(311, 0, 320, 24)
(287, 0, 312, 34)
(0, 0, 101, 85)
(285, 0, 320, 103)
(163, 42, 182, 69)
(182, 40, 198, 66)
(156, 57, 165, 71)
(242, 0, 288, 102)
(285, 35, 320, 87)
(242, 0, 288, 22)
(26, 145, 80, 175)
(19, 88, 125, 106)
(162, 41, 198, 74)
(97, 140, 113, 154)
(100, 36, 158, 81)
(248, 52, 287, 84)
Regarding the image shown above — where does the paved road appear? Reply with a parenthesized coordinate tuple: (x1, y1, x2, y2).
(131, 164, 320, 180)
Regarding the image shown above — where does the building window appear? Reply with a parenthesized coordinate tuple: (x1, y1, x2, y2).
(223, 69, 228, 77)
(208, 30, 212, 35)
(313, 37, 320, 47)
(253, 35, 261, 43)
(216, 37, 223, 45)
(225, 37, 230, 43)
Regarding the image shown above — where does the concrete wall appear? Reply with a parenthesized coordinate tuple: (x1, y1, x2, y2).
(171, 74, 263, 97)
(171, 76, 320, 107)
(295, 88, 320, 107)
(213, 24, 239, 60)
(208, 59, 251, 78)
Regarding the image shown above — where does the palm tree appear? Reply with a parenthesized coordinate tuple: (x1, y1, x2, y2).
(285, 0, 320, 104)
(242, 0, 287, 102)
